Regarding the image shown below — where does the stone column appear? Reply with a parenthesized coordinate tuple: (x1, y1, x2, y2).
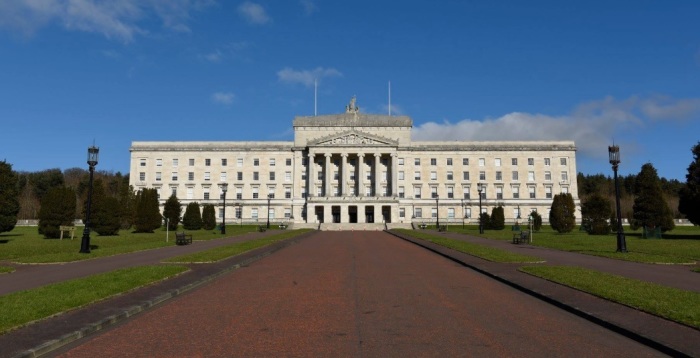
(357, 153, 365, 197)
(294, 150, 302, 199)
(308, 151, 316, 197)
(324, 153, 332, 197)
(358, 205, 366, 223)
(340, 204, 347, 223)
(374, 153, 381, 197)
(390, 153, 398, 197)
(341, 153, 348, 196)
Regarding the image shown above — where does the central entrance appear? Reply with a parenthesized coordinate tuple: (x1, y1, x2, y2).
(349, 206, 358, 223)
(365, 205, 374, 223)
(332, 206, 341, 223)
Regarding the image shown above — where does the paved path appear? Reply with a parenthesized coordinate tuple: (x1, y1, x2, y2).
(56, 231, 661, 357)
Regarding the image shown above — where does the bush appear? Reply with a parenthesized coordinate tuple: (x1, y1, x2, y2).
(581, 193, 611, 235)
(183, 202, 203, 230)
(202, 204, 216, 230)
(92, 196, 121, 236)
(163, 195, 181, 231)
(480, 212, 491, 230)
(490, 206, 505, 230)
(529, 211, 542, 231)
(549, 193, 576, 233)
(134, 188, 162, 233)
(38, 187, 77, 238)
(0, 161, 20, 234)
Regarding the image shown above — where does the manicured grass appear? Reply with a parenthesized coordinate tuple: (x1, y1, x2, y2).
(393, 229, 541, 263)
(0, 265, 188, 334)
(0, 225, 258, 264)
(520, 266, 700, 329)
(0, 266, 15, 274)
(446, 225, 699, 264)
(165, 229, 313, 263)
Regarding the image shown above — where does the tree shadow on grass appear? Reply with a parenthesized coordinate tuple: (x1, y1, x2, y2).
(0, 240, 8, 244)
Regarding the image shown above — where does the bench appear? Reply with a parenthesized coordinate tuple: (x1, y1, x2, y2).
(512, 230, 530, 244)
(258, 225, 267, 232)
(419, 224, 427, 230)
(278, 224, 288, 230)
(175, 232, 193, 245)
(438, 225, 447, 232)
(59, 225, 76, 240)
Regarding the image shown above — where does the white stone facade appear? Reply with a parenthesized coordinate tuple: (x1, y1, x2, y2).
(130, 109, 580, 226)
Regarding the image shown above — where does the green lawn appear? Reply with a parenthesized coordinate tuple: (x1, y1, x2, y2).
(521, 266, 700, 329)
(444, 224, 699, 264)
(0, 225, 258, 264)
(393, 229, 541, 263)
(0, 265, 188, 334)
(165, 229, 313, 263)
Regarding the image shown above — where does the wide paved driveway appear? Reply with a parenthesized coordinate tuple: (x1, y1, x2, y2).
(58, 231, 661, 357)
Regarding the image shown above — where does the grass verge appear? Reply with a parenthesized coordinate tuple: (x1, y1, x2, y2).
(393, 229, 541, 263)
(0, 266, 15, 274)
(0, 265, 188, 334)
(165, 229, 313, 263)
(520, 265, 700, 329)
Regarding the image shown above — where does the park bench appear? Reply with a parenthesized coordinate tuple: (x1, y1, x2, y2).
(438, 225, 447, 232)
(258, 225, 267, 232)
(278, 224, 288, 230)
(419, 224, 427, 230)
(512, 230, 530, 244)
(175, 232, 193, 245)
(59, 225, 76, 240)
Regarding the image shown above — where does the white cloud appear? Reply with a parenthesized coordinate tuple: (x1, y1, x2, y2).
(0, 0, 213, 42)
(200, 41, 249, 63)
(237, 1, 270, 25)
(211, 92, 235, 104)
(277, 67, 342, 87)
(411, 95, 700, 159)
(379, 103, 404, 116)
(300, 0, 317, 16)
(203, 49, 222, 62)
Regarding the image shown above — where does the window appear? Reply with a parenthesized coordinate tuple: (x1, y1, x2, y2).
(431, 208, 437, 218)
(465, 207, 472, 218)
(447, 171, 453, 181)
(253, 158, 259, 166)
(189, 158, 194, 166)
(545, 186, 552, 199)
(171, 188, 177, 197)
(253, 172, 259, 181)
(447, 158, 453, 166)
(431, 187, 438, 198)
(235, 206, 242, 219)
(366, 172, 371, 180)
(447, 186, 454, 198)
(284, 208, 291, 218)
(463, 158, 469, 165)
(496, 186, 503, 200)
(155, 172, 161, 181)
(205, 159, 211, 166)
(251, 208, 258, 220)
(188, 172, 194, 181)
(415, 208, 422, 218)
(463, 186, 470, 199)
(302, 158, 308, 166)
(221, 158, 227, 166)
(140, 159, 146, 167)
(285, 172, 291, 182)
(560, 158, 567, 165)
(430, 171, 437, 180)
(366, 186, 372, 196)
(172, 159, 179, 167)
(318, 172, 324, 180)
(512, 171, 519, 181)
(156, 159, 162, 166)
(562, 186, 569, 194)
(399, 171, 405, 180)
(528, 171, 535, 181)
(252, 187, 259, 199)
(414, 171, 421, 180)
(480, 188, 486, 199)
(512, 158, 518, 166)
(203, 190, 210, 200)
(495, 158, 501, 167)
(186, 187, 193, 199)
(204, 172, 211, 181)
(349, 187, 355, 196)
(398, 158, 404, 165)
(415, 158, 420, 165)
(463, 171, 470, 181)
(512, 186, 520, 199)
(270, 158, 276, 166)
(381, 186, 388, 197)
(237, 172, 243, 181)
(545, 171, 552, 181)
(561, 171, 569, 181)
(448, 208, 455, 219)
(237, 158, 243, 167)
(220, 172, 227, 181)
(398, 186, 405, 198)
(270, 171, 276, 181)
(139, 172, 145, 181)
(479, 171, 486, 181)
(529, 186, 536, 199)
(528, 158, 534, 166)
(301, 187, 307, 198)
(414, 186, 421, 199)
(514, 207, 521, 219)
(479, 158, 485, 167)
(268, 187, 275, 198)
(171, 172, 178, 181)
(236, 187, 242, 199)
(496, 171, 502, 181)
(286, 158, 292, 166)
(544, 158, 551, 166)
(218, 208, 224, 218)
(382, 171, 387, 181)
(285, 187, 291, 199)
(399, 208, 405, 218)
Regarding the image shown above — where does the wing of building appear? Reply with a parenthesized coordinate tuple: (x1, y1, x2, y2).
(130, 101, 580, 228)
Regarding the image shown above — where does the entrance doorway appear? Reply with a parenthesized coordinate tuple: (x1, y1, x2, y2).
(314, 206, 324, 223)
(382, 206, 391, 223)
(365, 206, 374, 223)
(332, 206, 341, 223)
(349, 206, 358, 223)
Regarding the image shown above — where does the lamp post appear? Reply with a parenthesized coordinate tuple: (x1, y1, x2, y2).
(435, 194, 439, 228)
(608, 145, 627, 253)
(219, 183, 228, 235)
(79, 145, 99, 254)
(267, 193, 272, 229)
(477, 183, 484, 234)
(461, 198, 465, 229)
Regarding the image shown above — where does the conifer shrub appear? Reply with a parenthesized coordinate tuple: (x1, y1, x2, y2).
(183, 202, 203, 230)
(38, 187, 77, 238)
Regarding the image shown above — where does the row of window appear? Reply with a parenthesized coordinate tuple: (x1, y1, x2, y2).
(398, 157, 568, 167)
(140, 158, 294, 168)
(402, 170, 569, 182)
(400, 207, 537, 219)
(141, 171, 295, 182)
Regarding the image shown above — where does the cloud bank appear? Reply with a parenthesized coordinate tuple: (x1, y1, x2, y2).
(277, 67, 343, 87)
(211, 92, 235, 104)
(237, 1, 270, 25)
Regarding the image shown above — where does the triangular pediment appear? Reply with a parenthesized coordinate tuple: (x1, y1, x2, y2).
(309, 130, 398, 147)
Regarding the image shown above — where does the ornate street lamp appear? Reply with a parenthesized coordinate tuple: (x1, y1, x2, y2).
(435, 194, 439, 228)
(79, 145, 99, 254)
(461, 198, 465, 229)
(477, 183, 484, 234)
(219, 183, 228, 235)
(267, 193, 272, 229)
(609, 145, 627, 253)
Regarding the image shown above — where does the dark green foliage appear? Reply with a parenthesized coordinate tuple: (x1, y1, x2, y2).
(202, 204, 216, 230)
(0, 161, 20, 233)
(490, 206, 505, 230)
(38, 187, 77, 238)
(182, 202, 203, 230)
(549, 193, 576, 233)
(162, 194, 181, 231)
(529, 211, 542, 231)
(679, 142, 700, 226)
(118, 184, 136, 229)
(479, 212, 491, 230)
(134, 188, 162, 233)
(92, 196, 121, 235)
(581, 194, 611, 235)
(26, 169, 65, 201)
(610, 211, 618, 233)
(632, 163, 675, 232)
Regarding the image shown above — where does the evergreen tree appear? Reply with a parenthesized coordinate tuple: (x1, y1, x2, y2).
(202, 204, 216, 230)
(479, 212, 491, 230)
(118, 183, 136, 229)
(610, 211, 618, 233)
(162, 194, 182, 231)
(632, 163, 675, 232)
(38, 187, 77, 238)
(679, 142, 700, 225)
(529, 211, 542, 231)
(549, 193, 576, 233)
(0, 161, 20, 233)
(183, 202, 203, 230)
(581, 193, 611, 235)
(490, 206, 505, 230)
(92, 196, 121, 235)
(134, 188, 162, 233)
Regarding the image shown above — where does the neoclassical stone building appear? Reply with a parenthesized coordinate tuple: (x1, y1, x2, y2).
(130, 99, 580, 226)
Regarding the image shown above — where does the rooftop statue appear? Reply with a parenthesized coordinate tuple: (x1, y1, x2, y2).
(345, 95, 359, 114)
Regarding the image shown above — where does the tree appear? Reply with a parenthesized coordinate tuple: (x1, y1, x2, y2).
(38, 187, 77, 238)
(632, 163, 675, 232)
(490, 206, 505, 230)
(581, 193, 611, 235)
(529, 211, 542, 231)
(202, 204, 216, 230)
(679, 142, 700, 225)
(479, 212, 491, 230)
(162, 194, 181, 231)
(134, 188, 162, 233)
(118, 184, 136, 229)
(549, 193, 576, 233)
(0, 161, 20, 234)
(183, 202, 203, 230)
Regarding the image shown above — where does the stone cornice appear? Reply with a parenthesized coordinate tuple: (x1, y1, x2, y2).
(408, 141, 576, 152)
(293, 113, 412, 127)
(130, 141, 293, 152)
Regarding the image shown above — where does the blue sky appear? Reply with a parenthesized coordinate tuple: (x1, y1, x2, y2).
(1, 1, 699, 181)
